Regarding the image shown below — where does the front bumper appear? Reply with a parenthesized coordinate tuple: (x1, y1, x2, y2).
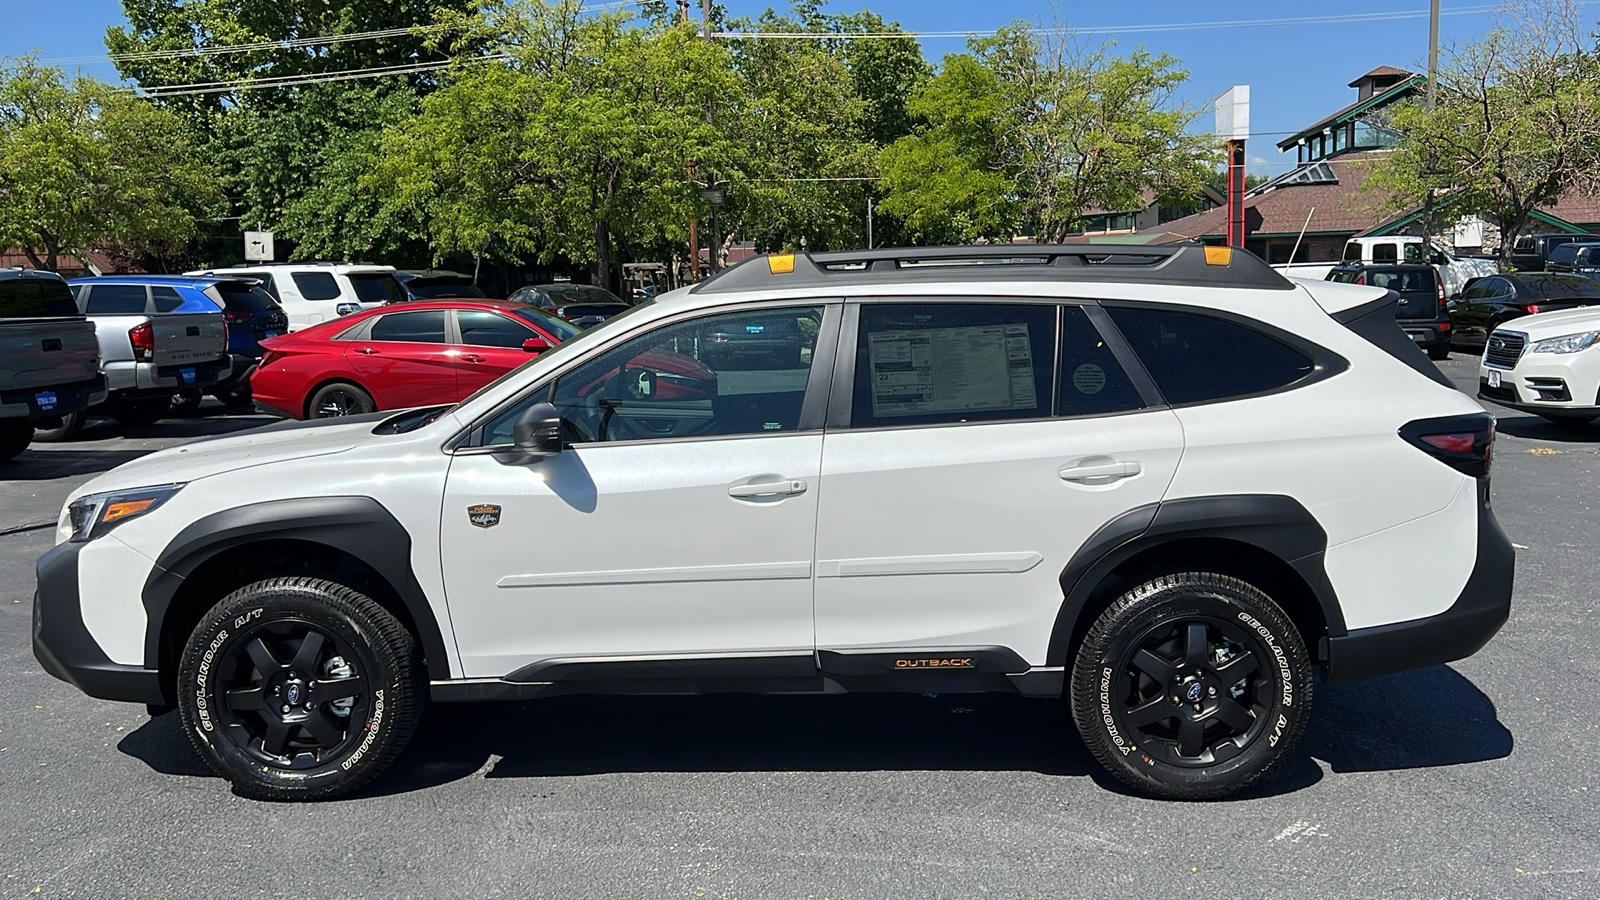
(1478, 359, 1600, 418)
(1323, 478, 1514, 682)
(32, 541, 166, 705)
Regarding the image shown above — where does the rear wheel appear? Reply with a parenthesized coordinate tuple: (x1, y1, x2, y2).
(108, 398, 170, 427)
(31, 410, 85, 443)
(308, 383, 375, 419)
(170, 391, 203, 417)
(1070, 572, 1312, 800)
(1427, 345, 1450, 361)
(215, 389, 254, 408)
(0, 426, 31, 462)
(176, 577, 423, 801)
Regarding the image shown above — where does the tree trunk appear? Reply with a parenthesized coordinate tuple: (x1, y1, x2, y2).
(595, 218, 612, 293)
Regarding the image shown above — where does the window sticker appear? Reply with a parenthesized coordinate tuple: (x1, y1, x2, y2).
(1072, 363, 1108, 395)
(867, 324, 1037, 417)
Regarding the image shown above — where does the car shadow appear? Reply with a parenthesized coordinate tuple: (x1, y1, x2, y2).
(1490, 413, 1600, 442)
(117, 665, 1510, 801)
(1, 449, 152, 481)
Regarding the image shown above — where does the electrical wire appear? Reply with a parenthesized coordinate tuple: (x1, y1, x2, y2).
(133, 55, 510, 98)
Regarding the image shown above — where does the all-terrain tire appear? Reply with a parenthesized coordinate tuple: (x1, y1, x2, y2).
(1069, 571, 1312, 801)
(1427, 345, 1450, 361)
(177, 577, 423, 801)
(31, 410, 86, 442)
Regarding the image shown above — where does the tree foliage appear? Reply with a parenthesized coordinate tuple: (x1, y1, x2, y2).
(1362, 0, 1600, 264)
(0, 56, 221, 270)
(880, 25, 1217, 244)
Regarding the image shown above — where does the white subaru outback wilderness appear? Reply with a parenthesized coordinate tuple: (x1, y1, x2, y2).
(34, 245, 1513, 801)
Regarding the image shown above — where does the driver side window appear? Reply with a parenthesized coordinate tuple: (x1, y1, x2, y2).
(485, 306, 824, 446)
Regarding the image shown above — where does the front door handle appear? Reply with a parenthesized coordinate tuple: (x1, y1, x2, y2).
(1059, 459, 1141, 484)
(461, 354, 487, 363)
(728, 479, 808, 499)
(355, 347, 380, 356)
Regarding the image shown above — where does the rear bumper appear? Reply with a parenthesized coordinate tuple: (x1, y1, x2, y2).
(1324, 479, 1514, 682)
(106, 358, 231, 396)
(0, 375, 107, 423)
(1397, 319, 1450, 349)
(208, 354, 259, 394)
(32, 541, 166, 705)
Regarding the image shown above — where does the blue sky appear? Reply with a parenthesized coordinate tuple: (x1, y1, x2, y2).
(5, 1, 1525, 174)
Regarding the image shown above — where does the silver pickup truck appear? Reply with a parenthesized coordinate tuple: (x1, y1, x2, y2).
(40, 281, 229, 438)
(0, 270, 106, 461)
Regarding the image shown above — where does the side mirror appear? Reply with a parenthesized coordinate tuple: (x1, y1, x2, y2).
(512, 402, 564, 457)
(522, 335, 551, 354)
(1430, 251, 1449, 265)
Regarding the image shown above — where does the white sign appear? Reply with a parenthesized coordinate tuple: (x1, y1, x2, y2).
(244, 230, 275, 262)
(1216, 85, 1250, 141)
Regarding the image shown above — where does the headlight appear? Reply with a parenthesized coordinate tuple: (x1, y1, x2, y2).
(1530, 331, 1600, 354)
(65, 484, 185, 543)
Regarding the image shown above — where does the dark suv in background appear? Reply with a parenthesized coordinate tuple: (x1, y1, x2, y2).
(1544, 242, 1600, 279)
(1326, 263, 1451, 359)
(1509, 233, 1600, 272)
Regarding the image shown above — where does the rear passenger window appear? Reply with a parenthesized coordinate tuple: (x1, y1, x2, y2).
(292, 272, 341, 301)
(1106, 307, 1314, 405)
(369, 310, 448, 343)
(853, 303, 1054, 428)
(1372, 243, 1398, 263)
(83, 284, 149, 315)
(1058, 307, 1144, 416)
(151, 286, 185, 312)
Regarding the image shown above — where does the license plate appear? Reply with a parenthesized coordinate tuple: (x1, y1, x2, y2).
(1488, 370, 1502, 388)
(180, 367, 196, 385)
(263, 331, 279, 339)
(1408, 332, 1424, 342)
(35, 391, 57, 411)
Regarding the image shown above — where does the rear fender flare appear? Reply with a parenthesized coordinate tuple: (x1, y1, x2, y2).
(1045, 494, 1345, 667)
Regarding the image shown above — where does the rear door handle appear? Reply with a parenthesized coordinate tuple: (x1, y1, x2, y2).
(1059, 459, 1141, 483)
(356, 347, 380, 355)
(728, 479, 808, 499)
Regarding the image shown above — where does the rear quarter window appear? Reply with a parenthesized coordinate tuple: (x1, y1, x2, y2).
(1106, 306, 1315, 405)
(214, 283, 280, 313)
(151, 286, 185, 312)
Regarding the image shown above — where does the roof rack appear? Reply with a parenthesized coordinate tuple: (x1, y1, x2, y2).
(689, 242, 1294, 293)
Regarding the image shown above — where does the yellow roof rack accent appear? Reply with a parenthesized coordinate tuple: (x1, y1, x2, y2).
(1204, 246, 1233, 266)
(767, 254, 795, 274)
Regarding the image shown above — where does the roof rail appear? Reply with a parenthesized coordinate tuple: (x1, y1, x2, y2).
(689, 242, 1294, 293)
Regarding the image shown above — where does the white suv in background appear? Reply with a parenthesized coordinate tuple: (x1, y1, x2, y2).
(185, 263, 404, 331)
(36, 245, 1513, 802)
(1478, 307, 1600, 424)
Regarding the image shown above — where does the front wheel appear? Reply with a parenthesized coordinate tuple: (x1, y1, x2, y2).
(177, 577, 423, 801)
(1070, 572, 1312, 800)
(1427, 345, 1450, 361)
(0, 426, 31, 462)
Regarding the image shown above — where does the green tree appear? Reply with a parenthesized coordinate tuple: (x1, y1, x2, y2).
(1361, 0, 1600, 265)
(373, 1, 736, 286)
(880, 24, 1218, 244)
(0, 56, 221, 271)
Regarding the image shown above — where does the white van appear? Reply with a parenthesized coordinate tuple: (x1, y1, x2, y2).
(185, 263, 405, 331)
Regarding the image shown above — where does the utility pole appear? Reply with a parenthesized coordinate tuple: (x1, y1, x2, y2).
(681, 0, 698, 284)
(867, 197, 874, 249)
(701, 0, 721, 273)
(1422, 0, 1440, 261)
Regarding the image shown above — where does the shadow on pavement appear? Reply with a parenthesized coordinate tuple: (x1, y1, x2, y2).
(1, 449, 151, 481)
(72, 414, 272, 442)
(1492, 413, 1600, 443)
(117, 664, 1510, 801)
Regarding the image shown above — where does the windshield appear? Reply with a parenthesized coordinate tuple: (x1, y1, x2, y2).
(407, 278, 486, 299)
(1521, 275, 1600, 299)
(512, 307, 582, 341)
(349, 273, 406, 304)
(452, 300, 654, 411)
(544, 284, 628, 306)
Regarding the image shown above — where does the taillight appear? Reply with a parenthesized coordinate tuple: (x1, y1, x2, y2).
(1435, 272, 1446, 303)
(259, 349, 280, 368)
(223, 309, 250, 325)
(1400, 413, 1495, 477)
(128, 322, 154, 362)
(1526, 304, 1540, 314)
(1354, 273, 1366, 285)
(1440, 321, 1451, 330)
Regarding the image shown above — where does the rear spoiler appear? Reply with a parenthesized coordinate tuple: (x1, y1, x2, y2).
(1332, 291, 1454, 388)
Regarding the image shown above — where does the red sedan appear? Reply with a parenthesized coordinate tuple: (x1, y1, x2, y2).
(250, 300, 580, 419)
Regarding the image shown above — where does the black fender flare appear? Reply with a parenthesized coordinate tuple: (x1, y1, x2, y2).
(142, 496, 453, 682)
(1044, 494, 1346, 668)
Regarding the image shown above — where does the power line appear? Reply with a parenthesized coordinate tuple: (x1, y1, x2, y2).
(715, 4, 1509, 40)
(132, 55, 509, 98)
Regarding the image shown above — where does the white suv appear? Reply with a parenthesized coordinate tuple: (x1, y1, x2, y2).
(184, 263, 405, 331)
(34, 245, 1513, 801)
(1478, 307, 1600, 423)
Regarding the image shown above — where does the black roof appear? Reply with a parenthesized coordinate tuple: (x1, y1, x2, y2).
(690, 243, 1294, 294)
(0, 267, 68, 284)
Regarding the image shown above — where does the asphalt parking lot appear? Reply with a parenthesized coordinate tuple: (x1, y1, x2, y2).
(2, 358, 1598, 899)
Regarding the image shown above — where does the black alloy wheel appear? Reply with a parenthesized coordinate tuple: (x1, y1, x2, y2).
(308, 383, 375, 419)
(178, 577, 422, 801)
(1070, 571, 1311, 800)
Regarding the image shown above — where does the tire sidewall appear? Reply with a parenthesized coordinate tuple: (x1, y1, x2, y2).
(178, 584, 410, 798)
(1071, 575, 1312, 798)
(310, 384, 373, 419)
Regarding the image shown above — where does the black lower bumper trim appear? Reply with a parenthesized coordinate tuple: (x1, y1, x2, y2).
(32, 541, 167, 705)
(1324, 480, 1514, 682)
